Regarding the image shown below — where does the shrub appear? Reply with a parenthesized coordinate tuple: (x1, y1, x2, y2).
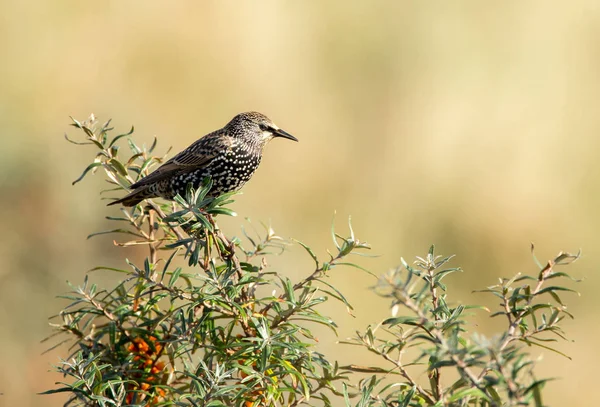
(44, 115, 581, 407)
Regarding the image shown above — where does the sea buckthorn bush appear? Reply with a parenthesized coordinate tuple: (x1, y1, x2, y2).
(45, 116, 581, 407)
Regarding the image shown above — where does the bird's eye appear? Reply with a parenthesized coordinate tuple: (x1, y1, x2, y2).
(259, 123, 270, 131)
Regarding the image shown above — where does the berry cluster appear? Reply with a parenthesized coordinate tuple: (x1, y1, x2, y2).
(124, 335, 167, 405)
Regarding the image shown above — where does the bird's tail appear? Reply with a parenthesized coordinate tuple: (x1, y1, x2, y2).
(107, 187, 155, 207)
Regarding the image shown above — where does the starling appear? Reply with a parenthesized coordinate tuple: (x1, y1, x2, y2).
(108, 112, 298, 207)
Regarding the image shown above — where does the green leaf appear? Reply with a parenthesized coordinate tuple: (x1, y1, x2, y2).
(331, 212, 340, 250)
(138, 156, 158, 176)
(108, 322, 116, 348)
(530, 242, 543, 269)
(72, 162, 103, 185)
(161, 248, 180, 282)
(447, 387, 491, 402)
(544, 271, 582, 282)
(342, 383, 351, 407)
(39, 387, 79, 395)
(64, 132, 94, 145)
(462, 304, 490, 312)
(87, 266, 130, 274)
(487, 386, 502, 403)
(399, 385, 416, 407)
(109, 158, 128, 177)
(316, 279, 354, 311)
(108, 126, 134, 147)
(281, 277, 296, 303)
(165, 238, 193, 249)
(524, 378, 553, 397)
(192, 212, 213, 231)
(294, 239, 319, 268)
(87, 229, 144, 240)
(173, 194, 188, 206)
(522, 338, 572, 359)
(208, 191, 237, 209)
(553, 250, 580, 265)
(208, 207, 237, 217)
(125, 152, 144, 167)
(335, 262, 377, 277)
(193, 178, 213, 204)
(383, 316, 423, 327)
(148, 136, 158, 153)
(127, 139, 142, 155)
(434, 267, 462, 282)
(537, 286, 579, 296)
(168, 268, 183, 287)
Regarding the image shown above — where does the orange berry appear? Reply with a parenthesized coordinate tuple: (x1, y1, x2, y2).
(155, 361, 165, 371)
(145, 358, 153, 366)
(149, 336, 157, 342)
(133, 355, 141, 361)
(140, 383, 151, 391)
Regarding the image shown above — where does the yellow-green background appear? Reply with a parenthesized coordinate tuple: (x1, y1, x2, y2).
(1, 2, 598, 406)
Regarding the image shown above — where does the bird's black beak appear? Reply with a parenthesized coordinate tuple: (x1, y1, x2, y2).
(273, 128, 298, 142)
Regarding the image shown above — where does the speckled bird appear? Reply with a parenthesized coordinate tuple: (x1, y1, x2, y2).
(108, 112, 298, 207)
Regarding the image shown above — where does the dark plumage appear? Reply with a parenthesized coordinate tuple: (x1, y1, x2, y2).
(108, 112, 297, 207)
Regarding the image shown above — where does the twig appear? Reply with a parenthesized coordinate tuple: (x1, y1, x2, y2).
(427, 267, 443, 401)
(148, 209, 158, 274)
(149, 201, 186, 241)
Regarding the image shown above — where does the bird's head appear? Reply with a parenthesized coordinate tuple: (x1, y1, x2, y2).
(226, 111, 298, 146)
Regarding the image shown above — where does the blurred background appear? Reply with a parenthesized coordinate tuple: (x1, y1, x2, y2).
(1, 1, 598, 405)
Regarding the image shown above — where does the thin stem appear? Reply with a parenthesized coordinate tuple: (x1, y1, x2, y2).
(477, 259, 555, 383)
(427, 267, 443, 401)
(379, 350, 436, 404)
(399, 286, 485, 394)
(260, 252, 344, 317)
(148, 209, 158, 274)
(149, 201, 186, 241)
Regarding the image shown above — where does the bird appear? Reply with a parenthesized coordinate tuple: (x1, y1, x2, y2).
(108, 111, 298, 207)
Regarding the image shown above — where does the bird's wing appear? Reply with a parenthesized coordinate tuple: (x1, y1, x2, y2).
(130, 132, 233, 189)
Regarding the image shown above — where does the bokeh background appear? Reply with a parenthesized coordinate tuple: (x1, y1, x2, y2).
(1, 1, 599, 406)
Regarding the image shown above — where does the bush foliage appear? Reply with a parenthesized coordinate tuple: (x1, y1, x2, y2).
(45, 115, 581, 407)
